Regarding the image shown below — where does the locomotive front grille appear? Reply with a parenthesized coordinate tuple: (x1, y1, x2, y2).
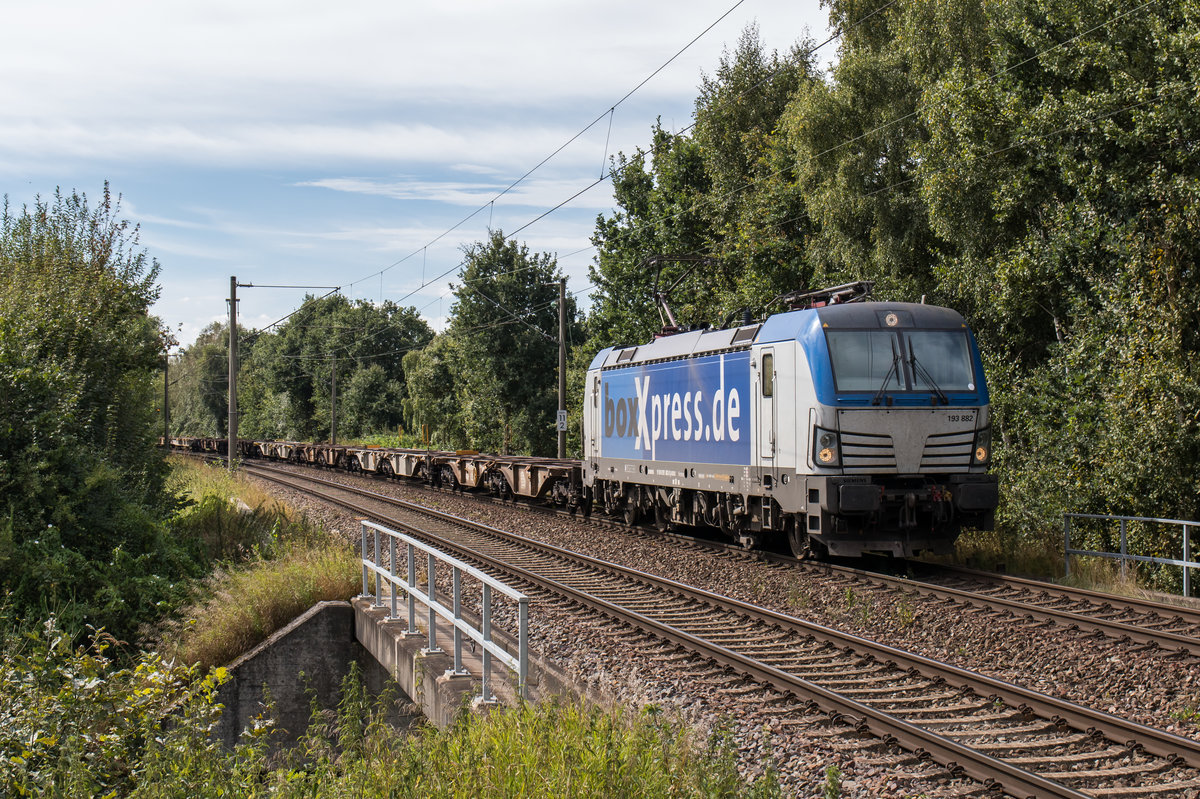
(836, 409, 982, 474)
(919, 430, 975, 469)
(841, 431, 895, 471)
(839, 429, 975, 474)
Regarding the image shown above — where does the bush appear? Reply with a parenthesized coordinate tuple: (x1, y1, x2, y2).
(2, 613, 777, 798)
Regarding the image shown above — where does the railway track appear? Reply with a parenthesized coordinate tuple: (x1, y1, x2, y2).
(241, 459, 1200, 798)
(205, 451, 1200, 658)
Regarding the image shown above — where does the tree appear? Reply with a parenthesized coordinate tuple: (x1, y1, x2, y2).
(912, 0, 1200, 544)
(588, 27, 817, 356)
(223, 295, 432, 442)
(0, 187, 198, 638)
(169, 322, 230, 437)
(448, 232, 580, 456)
(402, 333, 467, 449)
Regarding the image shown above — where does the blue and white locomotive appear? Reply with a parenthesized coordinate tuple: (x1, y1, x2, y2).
(581, 283, 998, 558)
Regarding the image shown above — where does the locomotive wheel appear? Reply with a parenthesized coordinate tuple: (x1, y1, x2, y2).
(654, 502, 670, 532)
(622, 501, 637, 526)
(787, 522, 826, 561)
(787, 526, 812, 560)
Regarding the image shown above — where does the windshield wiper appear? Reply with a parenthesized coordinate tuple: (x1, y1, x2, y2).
(871, 340, 901, 406)
(909, 354, 949, 405)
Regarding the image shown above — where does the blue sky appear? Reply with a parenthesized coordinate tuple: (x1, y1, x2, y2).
(1, 1, 829, 350)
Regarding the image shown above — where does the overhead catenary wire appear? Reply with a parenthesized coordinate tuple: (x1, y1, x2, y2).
(339, 0, 753, 295)
(587, 0, 1168, 294)
(256, 0, 1158, 367)
(254, 0, 857, 352)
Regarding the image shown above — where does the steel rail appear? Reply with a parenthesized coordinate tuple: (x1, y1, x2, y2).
(241, 461, 1200, 796)
(924, 562, 1200, 628)
(803, 560, 1200, 657)
(218, 454, 1200, 657)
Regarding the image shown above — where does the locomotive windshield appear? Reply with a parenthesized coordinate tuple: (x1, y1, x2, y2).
(827, 329, 976, 393)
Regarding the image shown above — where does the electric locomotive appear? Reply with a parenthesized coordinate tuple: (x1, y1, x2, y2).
(581, 282, 998, 558)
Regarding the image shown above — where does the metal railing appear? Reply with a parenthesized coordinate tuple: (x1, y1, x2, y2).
(1064, 513, 1199, 596)
(359, 519, 529, 701)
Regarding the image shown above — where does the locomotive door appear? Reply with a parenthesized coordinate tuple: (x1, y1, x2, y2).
(590, 374, 601, 457)
(758, 349, 776, 462)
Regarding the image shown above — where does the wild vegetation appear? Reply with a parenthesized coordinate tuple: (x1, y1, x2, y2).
(3, 0, 1199, 790)
(0, 188, 199, 642)
(2, 617, 777, 798)
(155, 457, 359, 669)
(168, 4, 1200, 576)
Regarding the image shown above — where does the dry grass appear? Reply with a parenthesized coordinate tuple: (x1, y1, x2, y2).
(950, 528, 1063, 579)
(159, 541, 359, 669)
(158, 456, 359, 669)
(167, 455, 290, 515)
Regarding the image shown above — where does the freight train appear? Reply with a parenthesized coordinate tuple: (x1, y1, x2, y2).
(171, 282, 998, 559)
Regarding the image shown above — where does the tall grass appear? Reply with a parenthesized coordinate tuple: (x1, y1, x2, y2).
(275, 672, 781, 799)
(2, 628, 778, 798)
(157, 457, 359, 669)
(158, 543, 359, 669)
(951, 528, 1063, 578)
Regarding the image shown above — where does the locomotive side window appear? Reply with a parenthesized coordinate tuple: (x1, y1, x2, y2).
(827, 331, 900, 392)
(762, 354, 774, 397)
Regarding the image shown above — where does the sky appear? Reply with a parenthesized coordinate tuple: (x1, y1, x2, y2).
(1, 1, 831, 352)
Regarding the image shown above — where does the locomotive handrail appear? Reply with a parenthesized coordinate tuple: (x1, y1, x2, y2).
(1064, 512, 1200, 596)
(358, 519, 529, 701)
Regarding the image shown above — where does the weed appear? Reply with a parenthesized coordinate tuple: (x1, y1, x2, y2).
(786, 580, 810, 611)
(823, 763, 842, 799)
(1170, 694, 1200, 726)
(154, 541, 358, 669)
(894, 597, 916, 627)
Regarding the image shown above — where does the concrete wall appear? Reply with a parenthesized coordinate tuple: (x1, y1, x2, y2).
(213, 600, 417, 749)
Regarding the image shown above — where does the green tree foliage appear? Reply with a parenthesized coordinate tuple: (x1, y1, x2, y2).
(588, 28, 816, 352)
(251, 296, 430, 441)
(909, 0, 1200, 548)
(581, 7, 1200, 567)
(0, 188, 198, 639)
(779, 0, 1200, 561)
(444, 231, 580, 456)
(402, 332, 468, 449)
(172, 296, 432, 442)
(168, 321, 231, 437)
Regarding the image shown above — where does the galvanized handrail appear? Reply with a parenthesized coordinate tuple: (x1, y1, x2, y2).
(359, 519, 529, 701)
(1064, 512, 1198, 596)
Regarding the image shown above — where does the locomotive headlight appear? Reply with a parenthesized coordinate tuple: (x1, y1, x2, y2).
(972, 427, 992, 465)
(813, 426, 840, 467)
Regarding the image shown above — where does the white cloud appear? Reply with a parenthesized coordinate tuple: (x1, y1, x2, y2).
(298, 174, 615, 211)
(12, 0, 830, 347)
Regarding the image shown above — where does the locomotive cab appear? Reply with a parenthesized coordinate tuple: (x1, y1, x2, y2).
(582, 294, 998, 559)
(789, 302, 998, 557)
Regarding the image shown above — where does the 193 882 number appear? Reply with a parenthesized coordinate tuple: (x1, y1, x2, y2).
(947, 413, 975, 423)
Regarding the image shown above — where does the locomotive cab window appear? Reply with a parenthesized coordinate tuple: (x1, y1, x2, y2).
(827, 330, 900, 392)
(906, 331, 975, 391)
(826, 329, 976, 393)
(762, 354, 774, 397)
